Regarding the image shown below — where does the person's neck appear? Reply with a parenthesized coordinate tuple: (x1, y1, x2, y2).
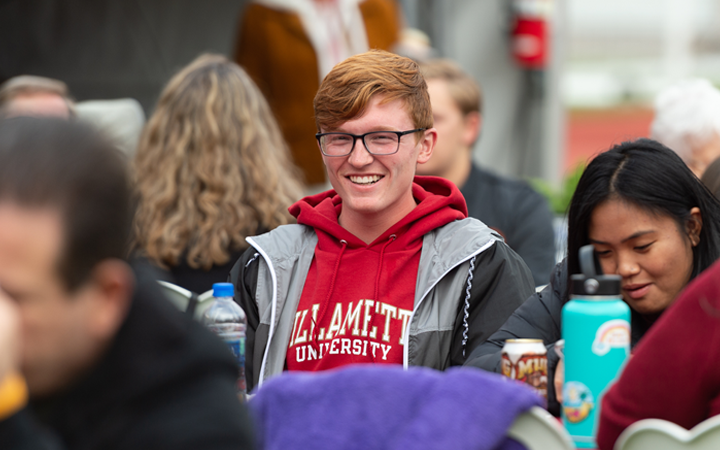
(443, 152, 472, 189)
(338, 194, 417, 244)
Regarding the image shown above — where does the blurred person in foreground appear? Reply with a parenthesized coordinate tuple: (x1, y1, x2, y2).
(651, 78, 720, 178)
(417, 59, 555, 286)
(0, 75, 75, 119)
(465, 139, 720, 416)
(596, 257, 720, 449)
(230, 50, 534, 391)
(0, 118, 253, 449)
(234, 0, 400, 187)
(131, 54, 303, 294)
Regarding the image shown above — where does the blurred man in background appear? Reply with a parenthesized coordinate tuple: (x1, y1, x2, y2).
(0, 75, 144, 157)
(0, 118, 253, 449)
(0, 75, 75, 119)
(417, 59, 555, 286)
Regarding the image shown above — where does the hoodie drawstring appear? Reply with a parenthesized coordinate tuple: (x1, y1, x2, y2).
(312, 239, 348, 346)
(365, 234, 396, 360)
(373, 235, 396, 302)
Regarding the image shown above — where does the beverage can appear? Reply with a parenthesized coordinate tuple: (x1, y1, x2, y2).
(501, 338, 548, 398)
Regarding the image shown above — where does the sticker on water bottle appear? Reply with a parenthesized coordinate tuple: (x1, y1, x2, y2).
(563, 381, 594, 424)
(591, 319, 630, 356)
(225, 337, 246, 367)
(225, 337, 247, 395)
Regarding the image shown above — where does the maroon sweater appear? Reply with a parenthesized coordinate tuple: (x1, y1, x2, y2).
(597, 259, 720, 449)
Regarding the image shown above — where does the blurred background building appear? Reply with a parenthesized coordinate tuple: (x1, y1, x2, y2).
(0, 0, 250, 114)
(562, 0, 720, 172)
(2, 0, 720, 186)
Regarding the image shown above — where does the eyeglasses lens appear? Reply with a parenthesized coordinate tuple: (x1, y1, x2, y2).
(321, 132, 400, 156)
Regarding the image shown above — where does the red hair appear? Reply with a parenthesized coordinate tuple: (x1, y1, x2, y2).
(314, 50, 432, 132)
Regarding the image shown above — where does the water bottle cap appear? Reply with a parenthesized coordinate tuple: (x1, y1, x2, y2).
(571, 244, 621, 296)
(570, 274, 621, 296)
(212, 282, 234, 298)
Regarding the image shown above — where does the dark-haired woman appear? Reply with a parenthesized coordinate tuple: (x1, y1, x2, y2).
(465, 138, 720, 415)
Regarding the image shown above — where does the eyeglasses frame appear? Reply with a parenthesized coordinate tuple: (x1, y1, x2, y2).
(315, 128, 428, 157)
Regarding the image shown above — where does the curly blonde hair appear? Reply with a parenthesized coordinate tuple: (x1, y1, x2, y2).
(132, 54, 304, 270)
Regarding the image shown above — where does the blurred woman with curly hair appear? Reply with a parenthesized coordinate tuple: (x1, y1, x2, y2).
(132, 53, 304, 293)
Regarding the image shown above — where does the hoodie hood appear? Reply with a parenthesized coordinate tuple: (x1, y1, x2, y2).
(289, 176, 468, 249)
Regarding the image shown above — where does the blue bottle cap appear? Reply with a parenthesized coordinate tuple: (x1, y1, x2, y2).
(212, 282, 234, 298)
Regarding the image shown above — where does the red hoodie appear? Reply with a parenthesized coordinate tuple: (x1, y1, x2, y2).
(285, 176, 467, 372)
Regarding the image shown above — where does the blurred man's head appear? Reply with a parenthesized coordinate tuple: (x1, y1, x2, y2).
(313, 50, 437, 238)
(0, 118, 133, 397)
(651, 78, 720, 177)
(416, 59, 482, 187)
(0, 75, 75, 119)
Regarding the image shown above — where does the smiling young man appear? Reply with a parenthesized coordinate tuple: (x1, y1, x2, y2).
(231, 50, 534, 391)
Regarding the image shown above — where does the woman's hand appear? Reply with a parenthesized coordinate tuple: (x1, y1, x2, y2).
(554, 341, 565, 404)
(555, 357, 564, 403)
(0, 289, 20, 381)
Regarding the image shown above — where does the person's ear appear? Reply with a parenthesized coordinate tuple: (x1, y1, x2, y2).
(86, 260, 134, 339)
(686, 207, 703, 247)
(462, 112, 481, 147)
(416, 128, 437, 165)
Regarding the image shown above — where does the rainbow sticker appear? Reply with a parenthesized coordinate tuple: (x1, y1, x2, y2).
(592, 319, 630, 356)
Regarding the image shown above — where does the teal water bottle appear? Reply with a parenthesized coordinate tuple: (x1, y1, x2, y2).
(562, 245, 630, 448)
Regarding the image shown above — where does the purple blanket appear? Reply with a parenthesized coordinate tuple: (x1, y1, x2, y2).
(250, 365, 542, 450)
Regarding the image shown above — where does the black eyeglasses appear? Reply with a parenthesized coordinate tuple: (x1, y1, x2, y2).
(315, 128, 427, 156)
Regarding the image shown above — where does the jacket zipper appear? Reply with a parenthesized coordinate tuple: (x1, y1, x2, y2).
(402, 238, 498, 368)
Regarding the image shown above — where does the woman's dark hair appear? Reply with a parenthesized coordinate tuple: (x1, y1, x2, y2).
(567, 138, 720, 296)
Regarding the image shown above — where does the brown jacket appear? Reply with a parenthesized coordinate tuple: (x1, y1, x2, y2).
(234, 0, 400, 185)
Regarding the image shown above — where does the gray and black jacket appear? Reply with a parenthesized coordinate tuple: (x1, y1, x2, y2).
(230, 219, 534, 391)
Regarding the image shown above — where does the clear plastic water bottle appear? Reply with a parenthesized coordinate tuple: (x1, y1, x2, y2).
(203, 282, 247, 398)
(562, 245, 630, 448)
